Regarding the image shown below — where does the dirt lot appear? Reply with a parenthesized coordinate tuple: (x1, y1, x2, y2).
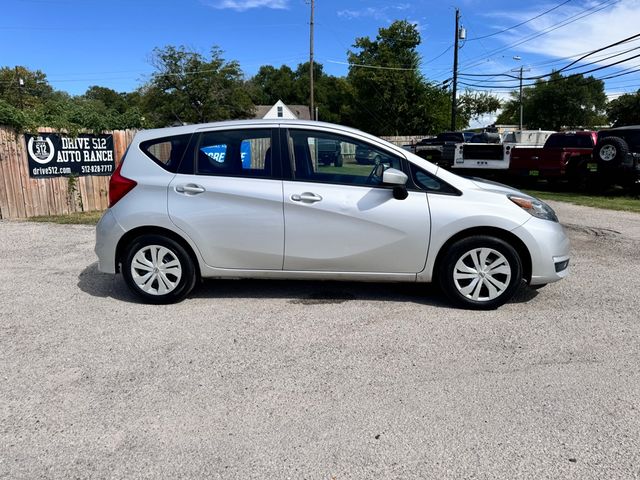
(1, 201, 639, 479)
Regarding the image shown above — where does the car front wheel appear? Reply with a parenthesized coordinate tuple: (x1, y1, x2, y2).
(439, 236, 523, 310)
(122, 234, 196, 304)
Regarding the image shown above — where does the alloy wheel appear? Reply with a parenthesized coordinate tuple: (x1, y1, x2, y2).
(130, 245, 183, 295)
(453, 247, 512, 301)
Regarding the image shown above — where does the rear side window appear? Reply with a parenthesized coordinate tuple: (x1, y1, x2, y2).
(140, 134, 191, 173)
(196, 129, 274, 178)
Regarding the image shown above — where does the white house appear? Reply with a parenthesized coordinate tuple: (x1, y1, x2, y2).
(253, 100, 312, 120)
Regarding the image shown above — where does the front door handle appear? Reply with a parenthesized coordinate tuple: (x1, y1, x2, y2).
(175, 184, 206, 195)
(291, 192, 323, 203)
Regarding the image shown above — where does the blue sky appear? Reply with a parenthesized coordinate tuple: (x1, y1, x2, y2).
(2, 0, 639, 105)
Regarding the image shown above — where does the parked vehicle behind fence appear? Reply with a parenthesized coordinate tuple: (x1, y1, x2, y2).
(451, 129, 556, 174)
(509, 131, 597, 189)
(593, 126, 640, 190)
(96, 120, 570, 309)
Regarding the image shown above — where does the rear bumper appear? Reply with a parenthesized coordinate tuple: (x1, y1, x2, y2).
(95, 210, 126, 274)
(512, 218, 570, 285)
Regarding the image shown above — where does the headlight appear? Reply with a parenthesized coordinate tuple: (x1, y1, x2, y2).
(508, 194, 558, 222)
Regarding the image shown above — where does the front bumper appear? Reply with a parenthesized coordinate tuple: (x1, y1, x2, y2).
(512, 217, 570, 285)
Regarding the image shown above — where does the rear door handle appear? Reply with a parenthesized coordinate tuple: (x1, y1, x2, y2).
(175, 184, 206, 195)
(291, 192, 323, 203)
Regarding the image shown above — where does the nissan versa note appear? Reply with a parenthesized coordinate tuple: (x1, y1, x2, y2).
(95, 120, 570, 309)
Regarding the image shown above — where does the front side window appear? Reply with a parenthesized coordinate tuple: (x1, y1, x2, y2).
(287, 129, 402, 186)
(196, 129, 273, 178)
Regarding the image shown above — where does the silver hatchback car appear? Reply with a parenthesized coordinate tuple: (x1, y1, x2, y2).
(95, 120, 569, 309)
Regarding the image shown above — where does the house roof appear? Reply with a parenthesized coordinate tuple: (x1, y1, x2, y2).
(253, 103, 312, 120)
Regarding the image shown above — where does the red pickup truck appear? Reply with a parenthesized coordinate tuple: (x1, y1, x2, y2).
(509, 131, 597, 187)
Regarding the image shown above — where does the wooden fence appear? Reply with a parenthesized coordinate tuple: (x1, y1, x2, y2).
(381, 134, 429, 146)
(0, 127, 135, 219)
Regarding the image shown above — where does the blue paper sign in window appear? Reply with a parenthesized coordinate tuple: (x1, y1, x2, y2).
(200, 144, 227, 163)
(200, 142, 251, 168)
(240, 140, 252, 169)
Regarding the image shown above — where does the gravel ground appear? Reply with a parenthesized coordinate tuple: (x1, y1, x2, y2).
(1, 201, 639, 479)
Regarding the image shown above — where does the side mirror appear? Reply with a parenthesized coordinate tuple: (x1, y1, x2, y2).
(382, 167, 408, 186)
(392, 185, 409, 200)
(381, 168, 409, 200)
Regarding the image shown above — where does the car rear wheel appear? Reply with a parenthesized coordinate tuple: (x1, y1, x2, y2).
(439, 236, 523, 310)
(122, 234, 196, 304)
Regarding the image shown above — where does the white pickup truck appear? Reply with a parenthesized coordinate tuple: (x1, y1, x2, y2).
(451, 130, 555, 172)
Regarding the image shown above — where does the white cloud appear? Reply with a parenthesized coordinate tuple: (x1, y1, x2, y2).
(493, 0, 640, 68)
(206, 0, 288, 12)
(337, 3, 412, 22)
(337, 7, 389, 21)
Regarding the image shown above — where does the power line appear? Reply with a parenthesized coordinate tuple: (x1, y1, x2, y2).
(458, 33, 640, 86)
(324, 59, 417, 71)
(423, 44, 454, 65)
(466, 0, 573, 41)
(459, 0, 621, 71)
(556, 32, 640, 74)
(459, 57, 640, 90)
(458, 44, 640, 83)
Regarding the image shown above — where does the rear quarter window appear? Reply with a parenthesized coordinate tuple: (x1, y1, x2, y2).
(410, 164, 460, 195)
(140, 134, 192, 173)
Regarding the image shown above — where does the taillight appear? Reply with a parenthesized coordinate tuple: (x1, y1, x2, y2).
(108, 161, 137, 207)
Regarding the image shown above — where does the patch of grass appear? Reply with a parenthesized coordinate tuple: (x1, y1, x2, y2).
(526, 189, 640, 214)
(28, 210, 104, 225)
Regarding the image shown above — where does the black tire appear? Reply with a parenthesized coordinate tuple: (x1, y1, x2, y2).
(438, 235, 523, 310)
(594, 136, 629, 167)
(122, 234, 196, 304)
(334, 154, 343, 167)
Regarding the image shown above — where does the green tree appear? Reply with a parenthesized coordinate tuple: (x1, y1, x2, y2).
(83, 86, 128, 113)
(345, 20, 475, 135)
(457, 90, 502, 129)
(606, 90, 640, 126)
(315, 75, 352, 124)
(347, 20, 428, 135)
(0, 66, 54, 109)
(249, 65, 299, 105)
(141, 45, 254, 127)
(496, 72, 607, 130)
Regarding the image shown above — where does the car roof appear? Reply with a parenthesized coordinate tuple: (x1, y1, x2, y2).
(132, 119, 408, 155)
(600, 125, 640, 132)
(551, 130, 594, 135)
(135, 119, 368, 139)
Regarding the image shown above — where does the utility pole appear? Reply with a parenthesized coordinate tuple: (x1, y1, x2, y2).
(309, 0, 315, 120)
(450, 8, 460, 131)
(518, 66, 524, 130)
(15, 66, 25, 109)
(511, 58, 530, 130)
